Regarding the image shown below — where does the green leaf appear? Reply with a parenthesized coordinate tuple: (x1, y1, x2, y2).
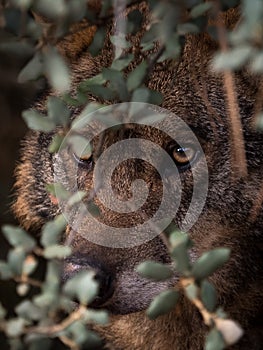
(66, 322, 102, 347)
(213, 46, 252, 71)
(131, 87, 150, 103)
(0, 261, 14, 279)
(141, 42, 155, 52)
(111, 54, 134, 71)
(141, 22, 158, 45)
(62, 93, 84, 107)
(43, 245, 71, 259)
(205, 328, 225, 350)
(102, 68, 129, 101)
(34, 0, 67, 19)
(47, 96, 71, 126)
(147, 289, 179, 319)
(44, 260, 61, 290)
(71, 102, 104, 130)
(201, 280, 217, 312)
(33, 293, 54, 308)
(46, 182, 70, 200)
(18, 52, 44, 83)
(15, 300, 45, 321)
(2, 225, 36, 251)
(89, 27, 106, 56)
(136, 261, 173, 281)
(158, 33, 181, 62)
(79, 74, 106, 91)
(127, 61, 148, 91)
(63, 270, 98, 305)
(48, 133, 65, 153)
(68, 191, 87, 207)
(44, 46, 71, 93)
(6, 318, 25, 337)
(88, 84, 116, 100)
(170, 231, 192, 274)
(87, 201, 101, 217)
(83, 310, 109, 325)
(251, 52, 263, 73)
(68, 135, 92, 159)
(216, 307, 227, 319)
(131, 87, 163, 105)
(190, 2, 212, 18)
(67, 0, 87, 22)
(34, 262, 60, 306)
(192, 248, 230, 281)
(110, 34, 132, 49)
(62, 320, 85, 341)
(41, 215, 67, 248)
(8, 247, 26, 275)
(177, 22, 199, 35)
(22, 110, 56, 132)
(146, 89, 163, 105)
(185, 283, 198, 301)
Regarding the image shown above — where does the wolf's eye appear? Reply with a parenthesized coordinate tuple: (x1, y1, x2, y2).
(172, 145, 197, 170)
(73, 152, 93, 168)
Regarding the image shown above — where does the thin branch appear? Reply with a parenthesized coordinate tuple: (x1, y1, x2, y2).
(14, 276, 42, 288)
(59, 335, 80, 350)
(181, 278, 216, 327)
(26, 305, 86, 336)
(215, 2, 247, 179)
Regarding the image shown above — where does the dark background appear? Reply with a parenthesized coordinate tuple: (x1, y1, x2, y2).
(0, 30, 41, 332)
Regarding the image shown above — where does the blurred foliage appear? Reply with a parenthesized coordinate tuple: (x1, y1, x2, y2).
(0, 0, 262, 349)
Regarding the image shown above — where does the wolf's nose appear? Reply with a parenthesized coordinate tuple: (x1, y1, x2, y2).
(93, 270, 113, 306)
(63, 256, 114, 307)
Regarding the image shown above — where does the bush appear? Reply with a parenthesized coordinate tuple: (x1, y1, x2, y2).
(0, 1, 262, 349)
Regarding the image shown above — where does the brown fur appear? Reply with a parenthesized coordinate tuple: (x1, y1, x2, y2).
(13, 2, 262, 349)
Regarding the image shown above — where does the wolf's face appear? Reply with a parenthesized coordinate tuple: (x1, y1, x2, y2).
(13, 5, 263, 349)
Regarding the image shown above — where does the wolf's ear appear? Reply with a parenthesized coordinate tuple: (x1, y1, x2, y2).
(56, 22, 97, 60)
(196, 5, 240, 49)
(32, 0, 102, 60)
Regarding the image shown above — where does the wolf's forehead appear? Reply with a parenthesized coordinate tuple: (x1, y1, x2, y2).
(70, 114, 213, 148)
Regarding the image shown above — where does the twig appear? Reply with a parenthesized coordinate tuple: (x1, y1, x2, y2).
(215, 2, 247, 179)
(14, 276, 42, 288)
(59, 335, 80, 350)
(26, 305, 86, 335)
(181, 278, 216, 327)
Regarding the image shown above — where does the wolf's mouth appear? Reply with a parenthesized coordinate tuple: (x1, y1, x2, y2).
(63, 255, 116, 308)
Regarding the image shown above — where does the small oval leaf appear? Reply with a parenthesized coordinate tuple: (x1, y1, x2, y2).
(201, 280, 217, 312)
(22, 110, 56, 132)
(192, 248, 230, 281)
(136, 261, 173, 281)
(63, 270, 99, 305)
(147, 289, 179, 320)
(43, 245, 71, 259)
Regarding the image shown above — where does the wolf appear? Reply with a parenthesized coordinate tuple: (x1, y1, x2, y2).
(13, 2, 262, 349)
